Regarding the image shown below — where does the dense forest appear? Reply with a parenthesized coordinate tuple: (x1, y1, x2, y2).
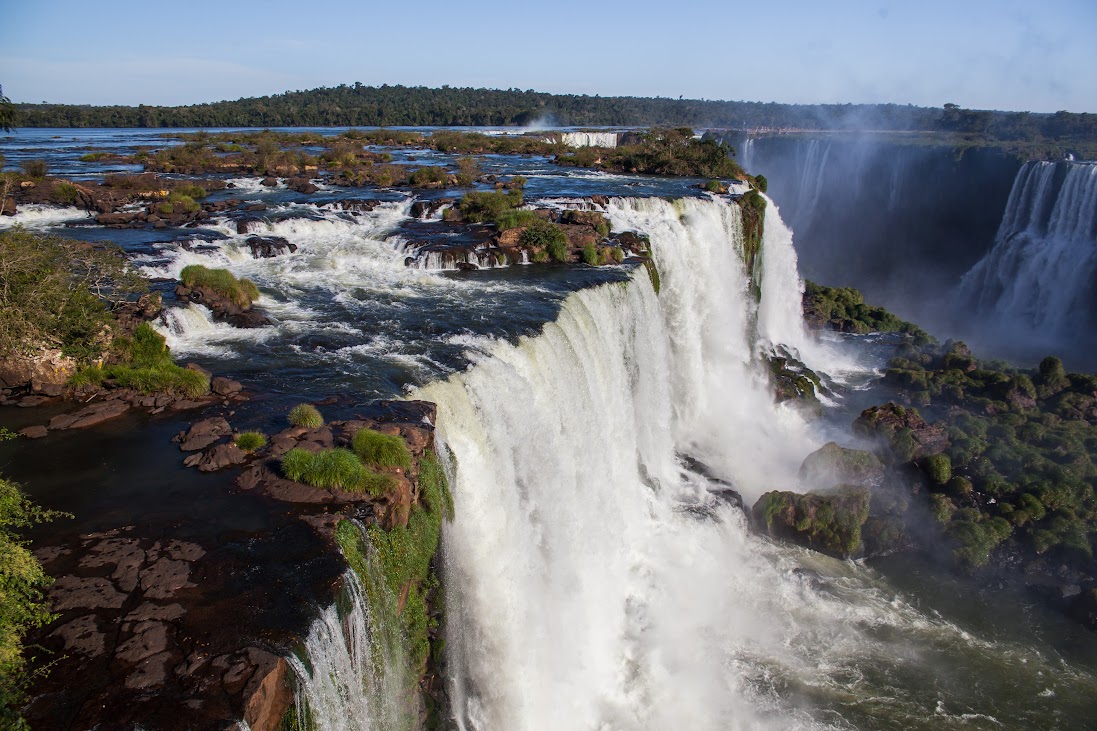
(8, 84, 1097, 143)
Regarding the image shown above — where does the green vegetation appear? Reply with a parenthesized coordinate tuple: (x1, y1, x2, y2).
(234, 431, 267, 453)
(52, 182, 79, 205)
(334, 450, 453, 694)
(20, 160, 47, 179)
(0, 475, 67, 726)
(353, 428, 412, 470)
(752, 486, 871, 559)
(0, 227, 146, 364)
(581, 244, 599, 266)
(70, 323, 210, 397)
(754, 174, 768, 193)
(867, 336, 1097, 573)
(281, 448, 393, 493)
(0, 86, 13, 134)
(494, 209, 541, 230)
(79, 152, 110, 162)
(288, 403, 324, 429)
(179, 265, 259, 308)
(803, 281, 934, 345)
(408, 166, 448, 187)
(519, 221, 569, 262)
(558, 128, 744, 178)
(457, 189, 523, 223)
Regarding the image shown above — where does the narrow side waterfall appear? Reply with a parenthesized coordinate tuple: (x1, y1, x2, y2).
(959, 160, 1097, 336)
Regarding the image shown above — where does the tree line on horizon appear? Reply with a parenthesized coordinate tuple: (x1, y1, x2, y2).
(5, 83, 1097, 144)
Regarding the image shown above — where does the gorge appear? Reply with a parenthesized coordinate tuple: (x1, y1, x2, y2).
(1, 126, 1096, 730)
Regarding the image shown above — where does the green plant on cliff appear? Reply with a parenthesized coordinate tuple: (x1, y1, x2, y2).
(0, 227, 147, 365)
(336, 449, 452, 691)
(581, 244, 600, 266)
(0, 475, 68, 727)
(179, 265, 259, 308)
(353, 428, 412, 470)
(520, 221, 568, 262)
(282, 448, 396, 495)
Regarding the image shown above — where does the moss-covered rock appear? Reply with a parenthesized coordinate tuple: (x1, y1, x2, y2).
(752, 486, 871, 559)
(853, 402, 949, 461)
(799, 442, 886, 489)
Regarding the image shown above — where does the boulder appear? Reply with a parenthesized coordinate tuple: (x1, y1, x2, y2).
(245, 236, 297, 259)
(96, 212, 137, 226)
(1, 196, 15, 216)
(260, 177, 278, 187)
(752, 486, 871, 559)
(48, 400, 130, 430)
(211, 376, 243, 396)
(183, 443, 247, 472)
(799, 442, 886, 489)
(286, 177, 318, 194)
(176, 417, 232, 451)
(19, 425, 48, 439)
(236, 217, 264, 234)
(852, 402, 948, 461)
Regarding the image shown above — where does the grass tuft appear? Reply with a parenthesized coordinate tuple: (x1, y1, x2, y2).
(288, 403, 324, 429)
(352, 428, 412, 470)
(179, 265, 259, 308)
(235, 431, 267, 452)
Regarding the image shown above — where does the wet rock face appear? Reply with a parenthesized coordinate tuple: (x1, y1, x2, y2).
(27, 529, 295, 731)
(799, 442, 886, 490)
(752, 486, 872, 559)
(245, 235, 298, 258)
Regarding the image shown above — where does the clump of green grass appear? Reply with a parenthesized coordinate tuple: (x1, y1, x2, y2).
(235, 431, 267, 452)
(353, 428, 412, 470)
(458, 189, 523, 223)
(581, 244, 599, 266)
(281, 448, 395, 495)
(80, 152, 111, 162)
(282, 448, 367, 491)
(172, 183, 207, 199)
(288, 403, 324, 429)
(494, 209, 540, 230)
(52, 182, 79, 205)
(69, 323, 210, 397)
(179, 264, 259, 308)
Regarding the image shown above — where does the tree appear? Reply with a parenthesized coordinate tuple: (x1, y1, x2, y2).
(0, 86, 14, 133)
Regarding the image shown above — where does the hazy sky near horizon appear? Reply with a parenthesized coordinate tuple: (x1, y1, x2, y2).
(2, 0, 1094, 113)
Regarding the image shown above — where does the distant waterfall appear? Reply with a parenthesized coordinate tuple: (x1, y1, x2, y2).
(960, 161, 1097, 335)
(740, 137, 756, 172)
(792, 139, 832, 230)
(560, 131, 620, 148)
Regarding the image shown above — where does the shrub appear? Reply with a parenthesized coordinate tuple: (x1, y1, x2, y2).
(235, 431, 267, 452)
(52, 182, 78, 205)
(0, 228, 146, 364)
(172, 183, 207, 199)
(754, 174, 768, 193)
(21, 160, 47, 178)
(455, 157, 480, 186)
(167, 193, 199, 213)
(179, 265, 259, 308)
(288, 403, 323, 429)
(520, 221, 569, 262)
(599, 246, 625, 265)
(409, 166, 448, 186)
(156, 202, 174, 215)
(922, 453, 952, 484)
(704, 180, 724, 192)
(581, 244, 599, 266)
(281, 448, 368, 491)
(0, 476, 66, 726)
(494, 209, 540, 230)
(353, 428, 411, 470)
(458, 190, 523, 223)
(79, 152, 110, 162)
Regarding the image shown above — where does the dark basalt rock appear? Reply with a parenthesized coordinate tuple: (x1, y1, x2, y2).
(175, 417, 232, 451)
(245, 235, 297, 258)
(853, 402, 949, 460)
(48, 400, 130, 430)
(799, 442, 886, 490)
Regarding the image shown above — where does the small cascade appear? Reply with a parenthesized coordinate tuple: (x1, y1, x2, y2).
(792, 139, 831, 229)
(0, 203, 89, 229)
(287, 567, 414, 731)
(740, 137, 756, 172)
(560, 131, 620, 148)
(960, 160, 1097, 336)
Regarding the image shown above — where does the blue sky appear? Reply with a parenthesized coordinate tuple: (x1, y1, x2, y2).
(2, 0, 1094, 112)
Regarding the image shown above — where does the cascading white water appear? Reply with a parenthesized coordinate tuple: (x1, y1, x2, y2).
(959, 160, 1097, 334)
(560, 131, 620, 148)
(0, 203, 89, 229)
(288, 568, 414, 731)
(416, 196, 827, 731)
(408, 195, 1097, 731)
(740, 137, 756, 172)
(793, 139, 831, 228)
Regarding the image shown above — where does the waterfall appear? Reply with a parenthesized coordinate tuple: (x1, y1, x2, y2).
(415, 196, 827, 731)
(740, 137, 755, 172)
(792, 139, 831, 229)
(560, 131, 620, 148)
(959, 161, 1097, 336)
(288, 568, 414, 731)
